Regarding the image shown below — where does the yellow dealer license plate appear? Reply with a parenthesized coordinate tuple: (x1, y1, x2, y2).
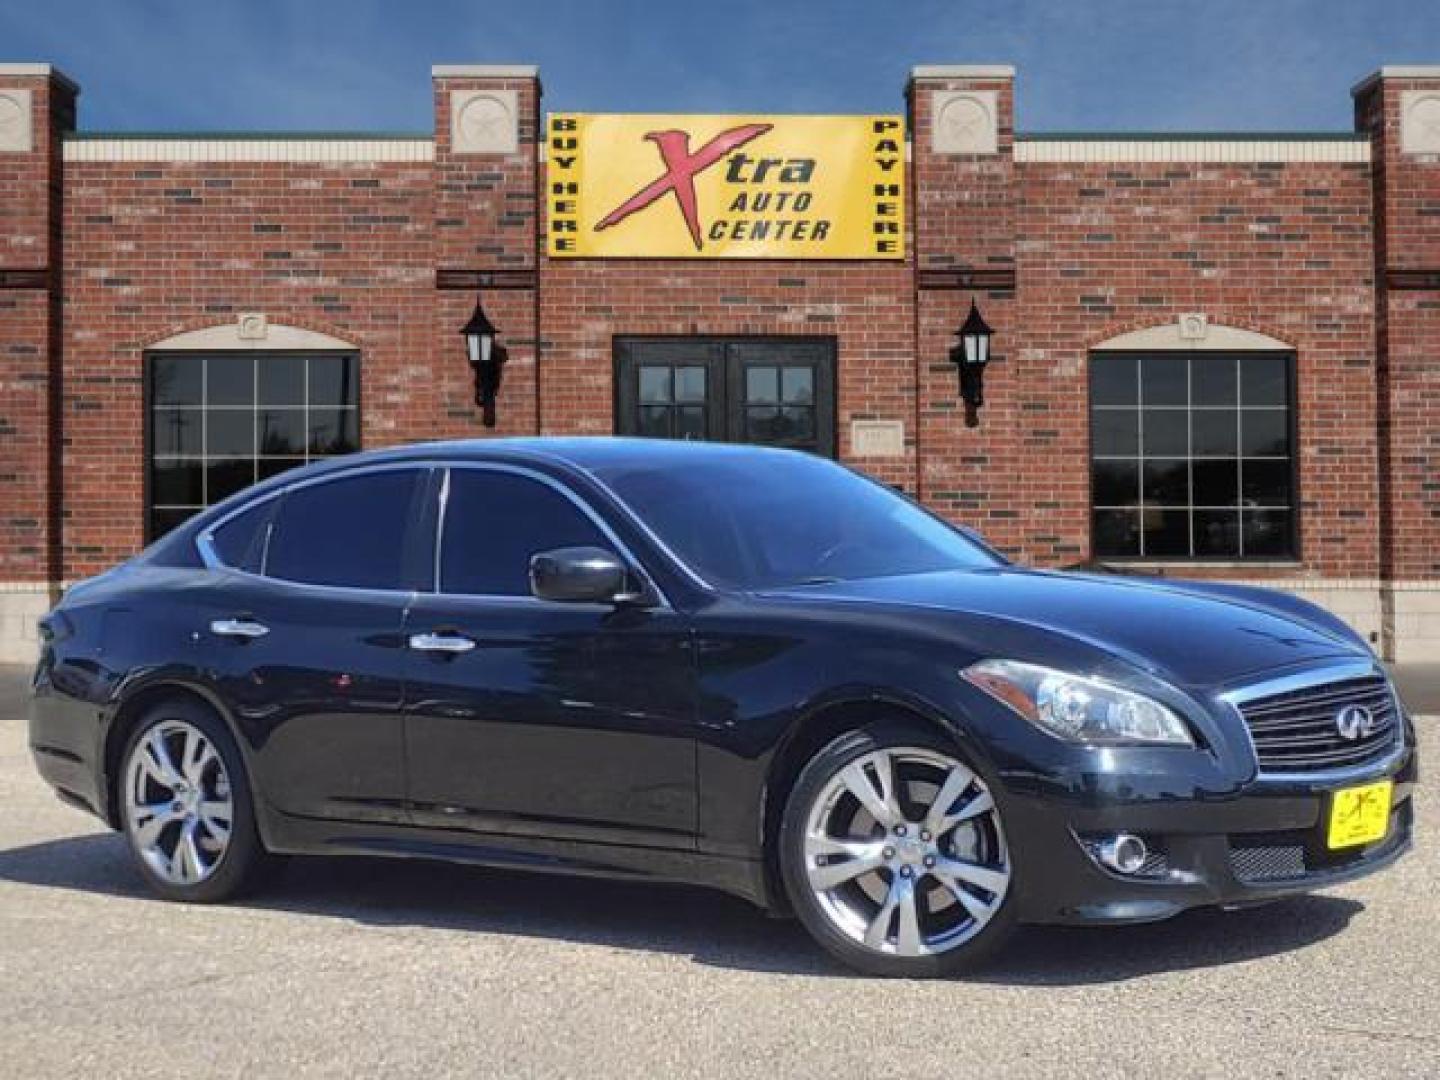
(1326, 780, 1393, 850)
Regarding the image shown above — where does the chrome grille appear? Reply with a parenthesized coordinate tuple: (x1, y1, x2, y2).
(1237, 675, 1399, 773)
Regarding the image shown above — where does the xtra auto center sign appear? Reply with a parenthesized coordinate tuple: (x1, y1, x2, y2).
(546, 114, 905, 259)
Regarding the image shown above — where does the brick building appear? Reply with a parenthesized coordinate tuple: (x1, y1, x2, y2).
(1, 61, 1437, 662)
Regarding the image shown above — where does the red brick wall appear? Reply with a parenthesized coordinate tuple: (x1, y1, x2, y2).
(59, 156, 438, 574)
(910, 74, 1378, 580)
(0, 72, 73, 584)
(1357, 75, 1440, 582)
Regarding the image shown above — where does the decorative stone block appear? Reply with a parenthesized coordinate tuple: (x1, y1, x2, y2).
(451, 88, 519, 155)
(1178, 313, 1208, 340)
(932, 90, 998, 155)
(851, 420, 906, 458)
(1400, 90, 1440, 155)
(237, 312, 268, 340)
(0, 87, 33, 152)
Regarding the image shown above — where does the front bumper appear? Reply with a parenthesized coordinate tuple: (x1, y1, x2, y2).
(1002, 738, 1418, 926)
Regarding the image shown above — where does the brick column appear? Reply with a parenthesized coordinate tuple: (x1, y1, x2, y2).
(429, 65, 541, 439)
(0, 64, 75, 661)
(908, 66, 1026, 553)
(1354, 66, 1440, 660)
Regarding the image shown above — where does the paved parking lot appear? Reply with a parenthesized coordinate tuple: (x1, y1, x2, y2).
(1, 665, 1436, 1079)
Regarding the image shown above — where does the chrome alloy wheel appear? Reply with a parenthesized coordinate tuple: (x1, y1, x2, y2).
(123, 720, 234, 886)
(803, 747, 1010, 958)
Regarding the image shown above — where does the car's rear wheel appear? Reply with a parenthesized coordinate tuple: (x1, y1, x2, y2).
(119, 698, 269, 902)
(779, 720, 1017, 977)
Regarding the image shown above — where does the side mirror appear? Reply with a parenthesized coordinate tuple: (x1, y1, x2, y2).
(529, 546, 645, 605)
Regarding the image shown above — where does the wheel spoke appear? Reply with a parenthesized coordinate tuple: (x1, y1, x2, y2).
(144, 731, 183, 788)
(199, 804, 231, 846)
(805, 837, 887, 891)
(863, 877, 902, 949)
(894, 876, 925, 956)
(131, 803, 177, 849)
(180, 729, 210, 786)
(931, 866, 997, 925)
(936, 790, 995, 835)
(933, 856, 1008, 897)
(172, 823, 203, 883)
(923, 763, 976, 834)
(840, 754, 900, 828)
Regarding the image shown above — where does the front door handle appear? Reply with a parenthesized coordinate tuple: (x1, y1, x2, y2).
(408, 631, 476, 654)
(210, 617, 270, 640)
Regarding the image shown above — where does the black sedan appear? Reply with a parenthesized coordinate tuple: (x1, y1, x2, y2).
(29, 439, 1415, 977)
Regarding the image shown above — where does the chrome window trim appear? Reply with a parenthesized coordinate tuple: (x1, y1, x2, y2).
(432, 467, 451, 593)
(431, 462, 674, 611)
(580, 473, 717, 594)
(1218, 660, 1407, 783)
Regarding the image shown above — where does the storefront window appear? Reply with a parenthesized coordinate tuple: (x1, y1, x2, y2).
(1090, 352, 1295, 560)
(146, 352, 359, 539)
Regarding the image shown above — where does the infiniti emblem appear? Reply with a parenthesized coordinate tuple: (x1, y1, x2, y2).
(1334, 704, 1377, 741)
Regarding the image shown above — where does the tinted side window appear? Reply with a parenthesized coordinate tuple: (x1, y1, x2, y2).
(267, 470, 422, 589)
(441, 470, 609, 595)
(209, 497, 276, 572)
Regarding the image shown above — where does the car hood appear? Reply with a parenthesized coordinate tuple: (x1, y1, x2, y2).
(759, 567, 1367, 689)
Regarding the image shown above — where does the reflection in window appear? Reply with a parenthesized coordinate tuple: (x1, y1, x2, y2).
(742, 364, 816, 447)
(637, 364, 709, 440)
(1090, 352, 1294, 559)
(147, 353, 359, 539)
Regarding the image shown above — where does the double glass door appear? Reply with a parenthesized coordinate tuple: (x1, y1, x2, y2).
(614, 338, 836, 457)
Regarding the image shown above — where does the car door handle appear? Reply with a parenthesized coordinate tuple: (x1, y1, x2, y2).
(210, 617, 270, 640)
(408, 632, 476, 654)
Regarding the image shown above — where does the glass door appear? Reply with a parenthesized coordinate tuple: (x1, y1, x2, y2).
(615, 337, 836, 457)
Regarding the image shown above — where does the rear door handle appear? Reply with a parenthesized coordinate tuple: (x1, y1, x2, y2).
(210, 617, 270, 640)
(408, 631, 476, 654)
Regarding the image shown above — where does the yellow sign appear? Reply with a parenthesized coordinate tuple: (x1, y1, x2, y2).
(547, 113, 905, 259)
(1326, 780, 1392, 850)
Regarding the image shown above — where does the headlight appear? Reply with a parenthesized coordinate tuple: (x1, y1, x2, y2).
(962, 659, 1194, 746)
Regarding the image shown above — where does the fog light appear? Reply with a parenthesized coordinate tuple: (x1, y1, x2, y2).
(1098, 834, 1149, 875)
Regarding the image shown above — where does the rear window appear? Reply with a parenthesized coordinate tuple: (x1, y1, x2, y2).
(208, 498, 276, 572)
(266, 470, 424, 590)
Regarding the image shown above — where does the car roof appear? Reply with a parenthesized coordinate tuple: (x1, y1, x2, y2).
(341, 436, 810, 475)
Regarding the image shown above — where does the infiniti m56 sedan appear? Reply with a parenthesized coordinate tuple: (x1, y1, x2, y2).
(30, 439, 1415, 976)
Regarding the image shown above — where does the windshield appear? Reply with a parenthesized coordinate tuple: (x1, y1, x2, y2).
(593, 451, 1002, 589)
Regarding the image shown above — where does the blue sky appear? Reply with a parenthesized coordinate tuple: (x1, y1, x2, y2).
(3, 0, 1437, 133)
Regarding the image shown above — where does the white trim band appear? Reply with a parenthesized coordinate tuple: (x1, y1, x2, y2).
(63, 138, 434, 163)
(1015, 139, 1370, 163)
(0, 63, 78, 92)
(432, 65, 539, 79)
(1352, 66, 1440, 95)
(911, 65, 1015, 80)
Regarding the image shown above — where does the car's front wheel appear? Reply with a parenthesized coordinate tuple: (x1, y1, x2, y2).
(119, 698, 270, 903)
(780, 720, 1016, 977)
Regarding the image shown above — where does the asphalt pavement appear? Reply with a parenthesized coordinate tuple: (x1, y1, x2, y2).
(1, 665, 1436, 1078)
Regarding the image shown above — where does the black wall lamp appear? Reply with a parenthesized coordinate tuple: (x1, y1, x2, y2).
(461, 294, 507, 428)
(948, 299, 994, 428)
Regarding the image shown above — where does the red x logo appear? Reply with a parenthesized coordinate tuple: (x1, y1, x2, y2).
(595, 123, 773, 251)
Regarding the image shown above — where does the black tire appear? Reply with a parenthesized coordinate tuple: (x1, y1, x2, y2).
(118, 697, 272, 903)
(778, 718, 1018, 977)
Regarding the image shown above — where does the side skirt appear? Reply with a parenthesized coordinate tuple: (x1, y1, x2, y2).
(259, 808, 773, 909)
